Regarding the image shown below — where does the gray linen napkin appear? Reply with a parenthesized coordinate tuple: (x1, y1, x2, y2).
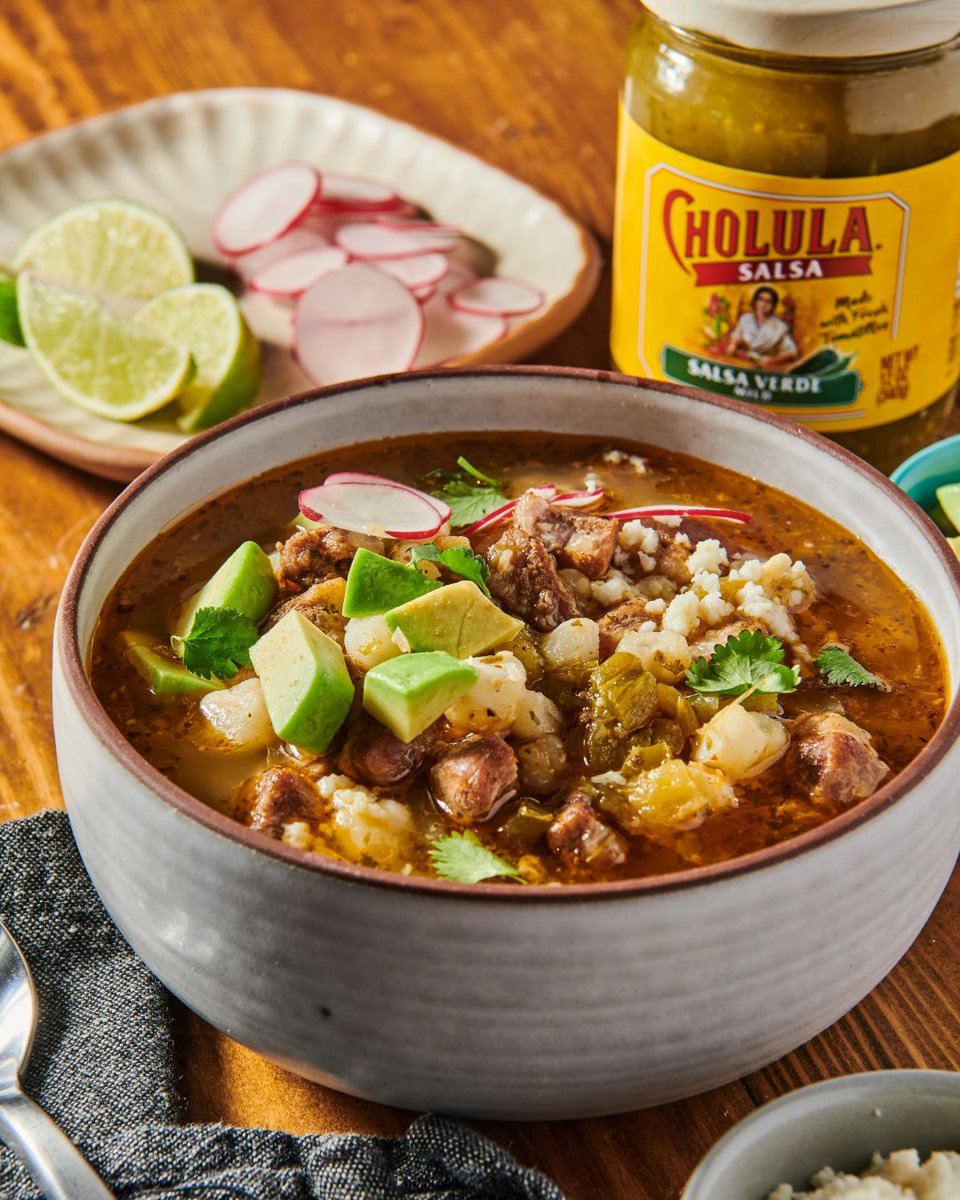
(0, 811, 564, 1200)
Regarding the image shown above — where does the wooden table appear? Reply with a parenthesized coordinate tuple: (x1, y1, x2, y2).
(1, 1, 958, 1195)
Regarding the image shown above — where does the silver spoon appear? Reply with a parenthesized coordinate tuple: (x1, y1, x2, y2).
(0, 919, 114, 1199)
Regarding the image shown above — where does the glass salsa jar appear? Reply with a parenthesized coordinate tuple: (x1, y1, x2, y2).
(611, 1, 960, 473)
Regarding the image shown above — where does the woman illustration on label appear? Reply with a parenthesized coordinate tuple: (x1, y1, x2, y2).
(725, 286, 799, 367)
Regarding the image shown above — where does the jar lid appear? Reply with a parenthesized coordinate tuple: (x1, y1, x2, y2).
(641, 0, 960, 57)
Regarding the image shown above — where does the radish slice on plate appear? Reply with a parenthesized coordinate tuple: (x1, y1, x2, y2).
(606, 506, 752, 524)
(322, 472, 452, 523)
(212, 162, 321, 255)
(299, 480, 444, 539)
(249, 245, 350, 297)
(232, 226, 330, 280)
(336, 222, 460, 260)
(413, 293, 507, 367)
(375, 216, 461, 235)
(316, 173, 400, 209)
(295, 263, 424, 385)
(434, 259, 478, 296)
(413, 284, 437, 303)
(375, 253, 450, 291)
(449, 277, 545, 317)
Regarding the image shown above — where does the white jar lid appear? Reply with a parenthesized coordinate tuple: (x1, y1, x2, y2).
(641, 0, 960, 57)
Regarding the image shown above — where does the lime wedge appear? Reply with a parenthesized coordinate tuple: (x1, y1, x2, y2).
(134, 284, 261, 432)
(935, 483, 960, 534)
(0, 274, 24, 346)
(13, 198, 193, 300)
(17, 272, 195, 421)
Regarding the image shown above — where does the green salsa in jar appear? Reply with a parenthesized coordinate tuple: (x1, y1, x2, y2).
(612, 1, 960, 473)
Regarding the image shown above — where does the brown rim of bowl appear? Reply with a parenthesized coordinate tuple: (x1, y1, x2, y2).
(57, 364, 960, 903)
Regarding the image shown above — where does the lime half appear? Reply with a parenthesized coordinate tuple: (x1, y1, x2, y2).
(14, 198, 194, 301)
(18, 272, 195, 421)
(134, 284, 261, 431)
(935, 483, 960, 534)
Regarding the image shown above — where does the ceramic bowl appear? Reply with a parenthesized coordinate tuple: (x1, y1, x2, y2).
(890, 432, 960, 511)
(682, 1070, 960, 1200)
(52, 367, 960, 1120)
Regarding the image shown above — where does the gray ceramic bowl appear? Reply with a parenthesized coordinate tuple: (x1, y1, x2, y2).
(682, 1070, 960, 1200)
(52, 367, 960, 1119)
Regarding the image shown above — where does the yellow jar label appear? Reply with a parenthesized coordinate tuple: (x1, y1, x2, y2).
(612, 107, 960, 432)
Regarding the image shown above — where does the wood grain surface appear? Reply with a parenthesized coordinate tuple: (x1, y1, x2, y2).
(0, 1, 957, 1197)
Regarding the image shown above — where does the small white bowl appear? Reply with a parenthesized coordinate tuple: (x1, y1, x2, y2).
(682, 1070, 960, 1200)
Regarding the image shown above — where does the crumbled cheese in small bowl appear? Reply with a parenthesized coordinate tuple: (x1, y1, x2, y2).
(681, 1072, 960, 1200)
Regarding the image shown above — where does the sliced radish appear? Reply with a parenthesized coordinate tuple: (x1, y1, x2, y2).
(232, 226, 330, 280)
(413, 284, 437, 303)
(413, 292, 507, 367)
(249, 245, 350, 297)
(435, 258, 478, 295)
(606, 506, 752, 523)
(212, 162, 321, 256)
(322, 471, 451, 523)
(294, 263, 424, 386)
(374, 216, 462, 236)
(316, 173, 400, 209)
(550, 489, 606, 508)
(336, 222, 460, 260)
(449, 277, 545, 317)
(299, 481, 443, 539)
(375, 253, 450, 291)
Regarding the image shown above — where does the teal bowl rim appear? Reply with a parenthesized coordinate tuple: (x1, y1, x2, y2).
(890, 432, 960, 497)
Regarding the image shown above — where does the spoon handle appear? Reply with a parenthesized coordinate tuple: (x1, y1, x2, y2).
(0, 1085, 113, 1199)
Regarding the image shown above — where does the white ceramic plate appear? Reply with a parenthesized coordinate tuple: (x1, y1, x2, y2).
(0, 88, 599, 480)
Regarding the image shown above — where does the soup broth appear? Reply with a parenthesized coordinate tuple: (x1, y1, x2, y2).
(91, 433, 947, 885)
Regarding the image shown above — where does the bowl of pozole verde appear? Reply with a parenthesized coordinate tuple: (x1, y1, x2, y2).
(54, 366, 960, 1119)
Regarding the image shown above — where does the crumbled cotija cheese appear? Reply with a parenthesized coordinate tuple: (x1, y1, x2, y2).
(602, 448, 647, 473)
(768, 1149, 960, 1200)
(591, 570, 640, 607)
(687, 538, 729, 576)
(619, 520, 660, 555)
(661, 590, 701, 637)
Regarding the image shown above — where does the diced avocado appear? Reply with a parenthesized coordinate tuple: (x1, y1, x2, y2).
(175, 541, 278, 643)
(342, 547, 441, 617)
(935, 483, 960, 534)
(363, 651, 477, 742)
(123, 632, 222, 695)
(249, 610, 353, 753)
(384, 580, 523, 658)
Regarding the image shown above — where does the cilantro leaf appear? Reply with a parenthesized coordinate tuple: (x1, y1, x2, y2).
(409, 543, 491, 596)
(686, 629, 800, 696)
(172, 607, 259, 680)
(431, 476, 509, 527)
(429, 832, 524, 884)
(427, 459, 509, 528)
(815, 644, 885, 689)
